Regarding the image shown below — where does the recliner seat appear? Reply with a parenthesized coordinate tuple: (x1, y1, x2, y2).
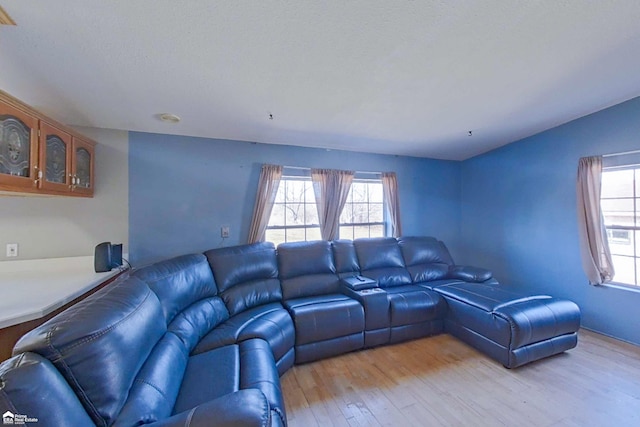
(198, 242, 295, 374)
(354, 237, 447, 343)
(278, 240, 365, 363)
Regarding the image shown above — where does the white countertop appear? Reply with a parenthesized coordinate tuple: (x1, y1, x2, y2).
(0, 256, 126, 329)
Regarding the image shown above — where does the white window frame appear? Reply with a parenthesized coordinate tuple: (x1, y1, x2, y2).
(338, 178, 386, 240)
(265, 176, 320, 244)
(265, 174, 387, 245)
(601, 165, 640, 288)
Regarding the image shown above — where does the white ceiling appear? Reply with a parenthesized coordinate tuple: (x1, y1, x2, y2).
(1, 1, 640, 160)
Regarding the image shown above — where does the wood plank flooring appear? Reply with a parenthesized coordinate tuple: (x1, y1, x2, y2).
(281, 330, 640, 426)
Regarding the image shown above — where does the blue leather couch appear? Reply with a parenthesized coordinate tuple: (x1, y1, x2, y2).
(0, 236, 581, 426)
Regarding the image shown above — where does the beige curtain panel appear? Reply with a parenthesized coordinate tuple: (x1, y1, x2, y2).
(247, 164, 283, 243)
(311, 168, 354, 240)
(576, 156, 615, 285)
(382, 172, 402, 237)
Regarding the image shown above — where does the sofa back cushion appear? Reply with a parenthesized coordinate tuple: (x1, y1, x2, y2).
(13, 277, 166, 427)
(278, 240, 339, 299)
(134, 254, 219, 324)
(331, 239, 360, 278)
(0, 353, 96, 427)
(205, 242, 282, 316)
(354, 237, 412, 287)
(167, 297, 230, 351)
(398, 236, 454, 283)
(114, 333, 189, 426)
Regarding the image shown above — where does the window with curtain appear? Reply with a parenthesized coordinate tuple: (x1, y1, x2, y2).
(601, 166, 640, 287)
(265, 177, 320, 245)
(339, 179, 385, 240)
(265, 175, 386, 245)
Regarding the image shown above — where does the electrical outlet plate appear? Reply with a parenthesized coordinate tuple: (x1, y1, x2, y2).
(221, 226, 230, 238)
(6, 243, 18, 257)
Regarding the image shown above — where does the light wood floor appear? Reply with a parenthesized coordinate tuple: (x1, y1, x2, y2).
(281, 330, 640, 426)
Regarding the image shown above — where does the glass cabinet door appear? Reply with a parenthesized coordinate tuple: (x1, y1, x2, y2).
(0, 100, 38, 189)
(71, 137, 94, 195)
(39, 121, 72, 192)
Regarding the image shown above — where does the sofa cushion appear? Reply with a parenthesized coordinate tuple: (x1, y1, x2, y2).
(384, 285, 447, 327)
(205, 243, 282, 316)
(173, 345, 240, 414)
(167, 296, 230, 352)
(398, 236, 455, 283)
(354, 237, 405, 270)
(134, 253, 218, 324)
(205, 242, 278, 293)
(220, 278, 283, 317)
(174, 339, 286, 426)
(416, 279, 465, 290)
(434, 282, 551, 313)
(285, 295, 365, 345)
(0, 353, 95, 427)
(398, 236, 454, 266)
(192, 303, 295, 363)
(331, 239, 360, 278)
(115, 333, 189, 426)
(449, 265, 493, 283)
(13, 277, 166, 427)
(157, 389, 271, 427)
(278, 240, 339, 299)
(354, 238, 412, 287)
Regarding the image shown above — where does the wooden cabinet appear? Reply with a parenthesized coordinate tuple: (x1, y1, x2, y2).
(39, 121, 72, 192)
(0, 100, 39, 190)
(71, 136, 95, 195)
(0, 90, 95, 197)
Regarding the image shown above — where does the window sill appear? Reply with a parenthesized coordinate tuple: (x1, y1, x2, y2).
(601, 281, 640, 294)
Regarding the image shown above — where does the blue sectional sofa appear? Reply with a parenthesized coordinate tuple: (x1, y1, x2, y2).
(0, 237, 581, 426)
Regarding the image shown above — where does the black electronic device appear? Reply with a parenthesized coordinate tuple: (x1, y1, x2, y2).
(94, 242, 124, 273)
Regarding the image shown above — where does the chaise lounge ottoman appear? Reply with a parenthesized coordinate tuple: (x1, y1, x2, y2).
(431, 282, 581, 368)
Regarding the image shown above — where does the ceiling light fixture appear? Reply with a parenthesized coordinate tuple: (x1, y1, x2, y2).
(158, 113, 181, 123)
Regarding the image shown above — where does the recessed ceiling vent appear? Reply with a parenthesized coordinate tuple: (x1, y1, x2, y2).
(0, 6, 16, 26)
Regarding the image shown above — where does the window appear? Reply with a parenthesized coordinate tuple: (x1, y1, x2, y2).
(265, 176, 386, 245)
(601, 167, 640, 286)
(339, 180, 385, 240)
(265, 177, 320, 245)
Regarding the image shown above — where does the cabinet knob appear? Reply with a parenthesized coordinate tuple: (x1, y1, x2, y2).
(69, 174, 79, 189)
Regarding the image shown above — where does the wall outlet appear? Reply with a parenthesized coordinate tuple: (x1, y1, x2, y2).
(221, 226, 230, 238)
(6, 243, 18, 257)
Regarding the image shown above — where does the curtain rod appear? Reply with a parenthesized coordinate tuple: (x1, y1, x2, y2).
(602, 149, 640, 158)
(281, 165, 382, 176)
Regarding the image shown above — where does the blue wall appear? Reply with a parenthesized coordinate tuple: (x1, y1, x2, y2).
(130, 132, 461, 266)
(460, 96, 640, 345)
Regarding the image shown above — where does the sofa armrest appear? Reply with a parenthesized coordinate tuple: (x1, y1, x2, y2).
(449, 265, 493, 283)
(152, 389, 271, 427)
(340, 275, 378, 291)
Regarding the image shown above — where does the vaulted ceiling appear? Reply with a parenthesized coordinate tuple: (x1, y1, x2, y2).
(1, 1, 640, 160)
